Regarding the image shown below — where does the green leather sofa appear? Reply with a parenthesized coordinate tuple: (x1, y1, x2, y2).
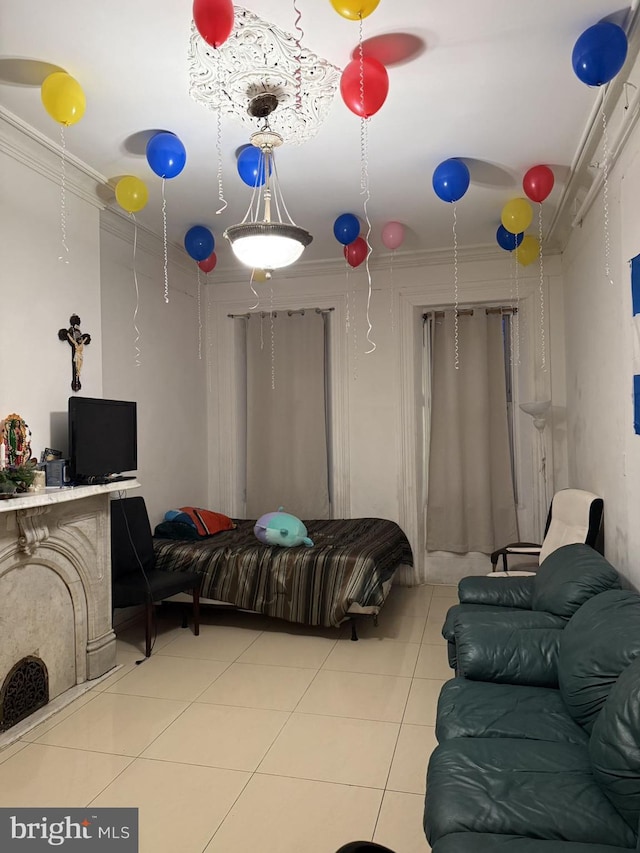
(442, 544, 621, 669)
(424, 588, 640, 851)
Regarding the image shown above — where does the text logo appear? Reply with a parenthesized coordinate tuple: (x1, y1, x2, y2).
(1, 809, 138, 851)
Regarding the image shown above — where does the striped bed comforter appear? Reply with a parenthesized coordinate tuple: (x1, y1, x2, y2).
(153, 517, 413, 627)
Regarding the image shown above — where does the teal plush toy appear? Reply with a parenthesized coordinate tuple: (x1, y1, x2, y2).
(254, 509, 314, 548)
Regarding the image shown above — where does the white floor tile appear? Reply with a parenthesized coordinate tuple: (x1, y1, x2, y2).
(414, 644, 454, 681)
(296, 669, 411, 723)
(33, 692, 188, 756)
(106, 654, 229, 701)
(323, 638, 420, 678)
(259, 712, 399, 788)
(387, 725, 437, 794)
(197, 662, 316, 710)
(156, 622, 264, 661)
(204, 774, 383, 853)
(403, 679, 446, 727)
(374, 790, 431, 852)
(90, 758, 250, 853)
(141, 702, 289, 771)
(237, 631, 337, 668)
(0, 743, 132, 806)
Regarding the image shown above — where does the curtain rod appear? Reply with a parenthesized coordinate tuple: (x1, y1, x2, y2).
(228, 307, 335, 319)
(423, 306, 518, 320)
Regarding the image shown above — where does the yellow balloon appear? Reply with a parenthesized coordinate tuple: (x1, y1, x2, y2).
(252, 269, 271, 283)
(329, 0, 380, 20)
(115, 176, 149, 213)
(41, 72, 86, 126)
(516, 235, 540, 267)
(501, 197, 533, 234)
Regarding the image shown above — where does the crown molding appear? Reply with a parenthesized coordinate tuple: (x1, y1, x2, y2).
(0, 106, 109, 209)
(547, 4, 640, 250)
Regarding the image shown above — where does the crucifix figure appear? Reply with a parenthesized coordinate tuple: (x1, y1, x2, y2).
(58, 314, 91, 392)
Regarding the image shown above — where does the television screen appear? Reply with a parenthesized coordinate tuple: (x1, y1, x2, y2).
(68, 397, 137, 484)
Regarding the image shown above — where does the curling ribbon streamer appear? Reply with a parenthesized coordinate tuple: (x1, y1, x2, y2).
(161, 178, 169, 303)
(131, 214, 142, 366)
(58, 126, 70, 263)
(359, 24, 376, 355)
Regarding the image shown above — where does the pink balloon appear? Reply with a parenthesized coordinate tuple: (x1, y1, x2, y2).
(381, 221, 405, 250)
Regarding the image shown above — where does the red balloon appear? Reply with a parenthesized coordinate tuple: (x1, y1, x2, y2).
(193, 0, 234, 49)
(523, 165, 555, 204)
(340, 56, 389, 118)
(344, 236, 368, 267)
(198, 252, 217, 273)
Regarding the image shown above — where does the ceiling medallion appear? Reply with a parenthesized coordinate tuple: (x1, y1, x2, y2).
(188, 7, 341, 145)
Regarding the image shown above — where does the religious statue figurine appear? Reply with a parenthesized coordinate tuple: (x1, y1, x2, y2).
(58, 314, 91, 392)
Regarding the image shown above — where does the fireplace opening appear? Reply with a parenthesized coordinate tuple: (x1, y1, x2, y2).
(0, 657, 49, 732)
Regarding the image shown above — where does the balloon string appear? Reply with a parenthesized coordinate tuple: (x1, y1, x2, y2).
(601, 107, 614, 286)
(358, 31, 376, 355)
(292, 0, 304, 112)
(270, 287, 276, 390)
(131, 214, 142, 367)
(345, 261, 351, 335)
(390, 249, 396, 333)
(509, 247, 516, 370)
(249, 270, 260, 310)
(352, 263, 358, 381)
(260, 313, 265, 351)
(538, 203, 547, 372)
(515, 235, 521, 367)
(215, 56, 228, 214)
(197, 267, 202, 361)
(453, 203, 459, 371)
(58, 126, 69, 264)
(207, 280, 213, 395)
(161, 177, 169, 303)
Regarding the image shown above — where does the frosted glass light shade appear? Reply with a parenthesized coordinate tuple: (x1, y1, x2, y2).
(519, 400, 551, 418)
(224, 222, 313, 270)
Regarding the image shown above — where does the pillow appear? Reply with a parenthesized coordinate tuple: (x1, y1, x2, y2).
(161, 507, 236, 538)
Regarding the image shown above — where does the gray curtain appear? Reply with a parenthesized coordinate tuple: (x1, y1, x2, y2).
(246, 310, 330, 519)
(426, 309, 518, 553)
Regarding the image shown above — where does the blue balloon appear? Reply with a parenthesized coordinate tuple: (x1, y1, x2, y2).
(432, 158, 471, 203)
(146, 132, 187, 179)
(572, 22, 628, 87)
(184, 225, 215, 261)
(333, 213, 360, 245)
(237, 146, 268, 187)
(496, 225, 524, 252)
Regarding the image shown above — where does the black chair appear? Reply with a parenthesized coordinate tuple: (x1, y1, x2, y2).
(110, 496, 202, 657)
(334, 845, 396, 853)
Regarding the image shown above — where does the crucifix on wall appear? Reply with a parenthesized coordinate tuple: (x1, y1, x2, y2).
(58, 314, 91, 392)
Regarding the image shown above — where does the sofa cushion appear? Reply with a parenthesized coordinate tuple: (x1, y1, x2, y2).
(531, 544, 620, 617)
(436, 678, 588, 745)
(432, 834, 633, 853)
(590, 656, 640, 832)
(458, 575, 535, 608)
(443, 603, 565, 643)
(424, 738, 636, 848)
(454, 610, 563, 686)
(558, 590, 640, 734)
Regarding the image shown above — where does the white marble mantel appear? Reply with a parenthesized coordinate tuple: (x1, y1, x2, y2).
(0, 480, 140, 710)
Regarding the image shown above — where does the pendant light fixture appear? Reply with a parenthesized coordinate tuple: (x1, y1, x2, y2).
(224, 93, 313, 270)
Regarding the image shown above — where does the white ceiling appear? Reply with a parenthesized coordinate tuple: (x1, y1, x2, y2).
(0, 1, 635, 271)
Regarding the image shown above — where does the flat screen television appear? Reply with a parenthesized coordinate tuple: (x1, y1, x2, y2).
(68, 397, 137, 484)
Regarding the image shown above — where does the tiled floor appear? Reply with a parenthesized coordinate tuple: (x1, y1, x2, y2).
(0, 583, 457, 853)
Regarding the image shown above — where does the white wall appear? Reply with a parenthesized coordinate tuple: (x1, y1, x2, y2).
(562, 112, 640, 587)
(100, 212, 209, 527)
(0, 119, 102, 456)
(0, 113, 209, 530)
(207, 250, 567, 582)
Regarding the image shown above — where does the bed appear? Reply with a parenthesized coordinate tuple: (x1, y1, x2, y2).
(152, 517, 413, 629)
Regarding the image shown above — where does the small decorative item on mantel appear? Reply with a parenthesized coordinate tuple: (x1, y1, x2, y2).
(0, 414, 36, 497)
